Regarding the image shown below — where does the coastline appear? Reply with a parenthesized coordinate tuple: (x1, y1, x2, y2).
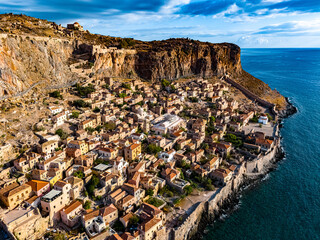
(166, 98, 297, 240)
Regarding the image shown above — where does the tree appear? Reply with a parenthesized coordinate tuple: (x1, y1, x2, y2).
(93, 107, 100, 113)
(224, 133, 243, 148)
(266, 113, 273, 121)
(74, 170, 84, 179)
(161, 79, 170, 87)
(74, 83, 95, 97)
(55, 129, 68, 140)
(146, 189, 154, 196)
(71, 111, 80, 118)
(118, 93, 127, 98)
(190, 97, 198, 103)
(104, 121, 116, 131)
(49, 90, 63, 99)
(83, 200, 91, 210)
(146, 144, 162, 155)
(122, 83, 132, 90)
(173, 143, 181, 151)
(86, 175, 100, 197)
(129, 215, 140, 226)
(184, 185, 193, 195)
(86, 127, 96, 134)
(72, 100, 91, 108)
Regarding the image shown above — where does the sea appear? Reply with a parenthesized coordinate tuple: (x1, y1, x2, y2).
(203, 48, 320, 240)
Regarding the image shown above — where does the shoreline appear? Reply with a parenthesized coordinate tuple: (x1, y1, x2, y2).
(167, 98, 297, 240)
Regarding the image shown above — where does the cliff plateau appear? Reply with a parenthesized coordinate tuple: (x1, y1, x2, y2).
(0, 14, 285, 108)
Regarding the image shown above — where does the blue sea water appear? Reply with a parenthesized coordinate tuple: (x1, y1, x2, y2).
(203, 48, 320, 240)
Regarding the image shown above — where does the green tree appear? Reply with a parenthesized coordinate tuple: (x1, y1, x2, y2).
(72, 100, 91, 108)
(74, 83, 95, 97)
(146, 189, 154, 196)
(93, 107, 100, 113)
(83, 200, 91, 210)
(74, 170, 84, 179)
(161, 79, 171, 87)
(49, 90, 63, 99)
(129, 215, 140, 226)
(184, 185, 193, 195)
(118, 93, 127, 98)
(146, 144, 162, 155)
(104, 121, 116, 131)
(71, 111, 80, 118)
(224, 133, 243, 148)
(55, 129, 68, 140)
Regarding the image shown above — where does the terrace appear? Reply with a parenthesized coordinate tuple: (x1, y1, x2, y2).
(41, 189, 62, 202)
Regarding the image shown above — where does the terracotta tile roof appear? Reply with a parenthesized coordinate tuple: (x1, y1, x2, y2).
(108, 234, 124, 240)
(120, 212, 133, 223)
(129, 143, 140, 150)
(54, 180, 68, 188)
(25, 195, 39, 204)
(7, 184, 31, 197)
(121, 232, 135, 240)
(83, 209, 100, 222)
(0, 182, 19, 196)
(142, 202, 162, 216)
(100, 204, 117, 217)
(61, 200, 82, 215)
(26, 180, 49, 192)
(139, 217, 161, 232)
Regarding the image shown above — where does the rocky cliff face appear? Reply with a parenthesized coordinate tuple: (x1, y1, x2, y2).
(0, 13, 286, 108)
(0, 35, 243, 97)
(134, 41, 242, 81)
(0, 34, 77, 98)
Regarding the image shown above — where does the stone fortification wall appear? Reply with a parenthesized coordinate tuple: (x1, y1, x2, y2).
(224, 77, 275, 108)
(168, 139, 280, 240)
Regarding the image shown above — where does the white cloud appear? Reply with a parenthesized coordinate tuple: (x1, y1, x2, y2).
(160, 0, 191, 14)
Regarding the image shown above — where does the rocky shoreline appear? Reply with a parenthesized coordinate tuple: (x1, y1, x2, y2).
(167, 99, 297, 240)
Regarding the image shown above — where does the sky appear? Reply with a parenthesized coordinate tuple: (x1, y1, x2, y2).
(0, 0, 319, 48)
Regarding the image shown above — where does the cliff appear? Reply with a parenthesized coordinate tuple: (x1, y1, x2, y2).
(0, 14, 286, 108)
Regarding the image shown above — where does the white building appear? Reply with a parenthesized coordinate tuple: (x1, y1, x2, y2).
(258, 114, 268, 125)
(159, 149, 176, 162)
(49, 106, 63, 115)
(52, 110, 70, 126)
(152, 114, 185, 135)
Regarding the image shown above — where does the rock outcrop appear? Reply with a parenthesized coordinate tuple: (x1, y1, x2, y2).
(0, 14, 286, 108)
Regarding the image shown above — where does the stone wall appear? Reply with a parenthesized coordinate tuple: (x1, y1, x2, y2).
(224, 77, 275, 109)
(167, 139, 280, 240)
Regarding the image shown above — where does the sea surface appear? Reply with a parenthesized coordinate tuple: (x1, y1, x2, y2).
(203, 48, 320, 240)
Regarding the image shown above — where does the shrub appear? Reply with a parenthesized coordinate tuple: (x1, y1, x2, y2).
(146, 144, 162, 155)
(146, 189, 154, 196)
(71, 111, 80, 118)
(72, 100, 91, 108)
(49, 90, 63, 99)
(146, 197, 165, 207)
(74, 83, 95, 97)
(93, 107, 100, 113)
(83, 200, 91, 210)
(55, 129, 68, 140)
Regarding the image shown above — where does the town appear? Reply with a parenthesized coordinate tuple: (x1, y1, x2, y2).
(0, 76, 277, 240)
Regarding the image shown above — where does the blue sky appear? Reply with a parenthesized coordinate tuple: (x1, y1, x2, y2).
(0, 0, 319, 47)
